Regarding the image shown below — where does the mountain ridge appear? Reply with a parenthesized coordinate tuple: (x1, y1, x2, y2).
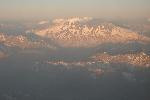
(34, 17, 150, 48)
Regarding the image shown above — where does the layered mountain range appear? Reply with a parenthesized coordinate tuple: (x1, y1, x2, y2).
(0, 17, 150, 78)
(34, 17, 150, 48)
(0, 17, 150, 68)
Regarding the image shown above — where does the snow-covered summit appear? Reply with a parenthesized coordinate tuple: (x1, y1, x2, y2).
(53, 17, 93, 25)
(34, 17, 150, 48)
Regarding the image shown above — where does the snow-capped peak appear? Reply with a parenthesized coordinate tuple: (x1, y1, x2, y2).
(52, 17, 93, 25)
(34, 17, 150, 48)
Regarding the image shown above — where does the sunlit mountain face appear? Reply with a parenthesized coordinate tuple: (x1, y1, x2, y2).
(0, 17, 150, 100)
(34, 17, 150, 48)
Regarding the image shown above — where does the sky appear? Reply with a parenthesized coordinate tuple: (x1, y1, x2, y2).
(0, 0, 150, 20)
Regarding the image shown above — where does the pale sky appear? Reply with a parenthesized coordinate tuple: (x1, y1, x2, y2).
(0, 0, 150, 20)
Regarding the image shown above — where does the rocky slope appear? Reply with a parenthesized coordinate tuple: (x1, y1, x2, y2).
(34, 17, 150, 48)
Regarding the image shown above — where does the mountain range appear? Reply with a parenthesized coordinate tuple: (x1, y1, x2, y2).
(0, 17, 150, 69)
(34, 17, 150, 48)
